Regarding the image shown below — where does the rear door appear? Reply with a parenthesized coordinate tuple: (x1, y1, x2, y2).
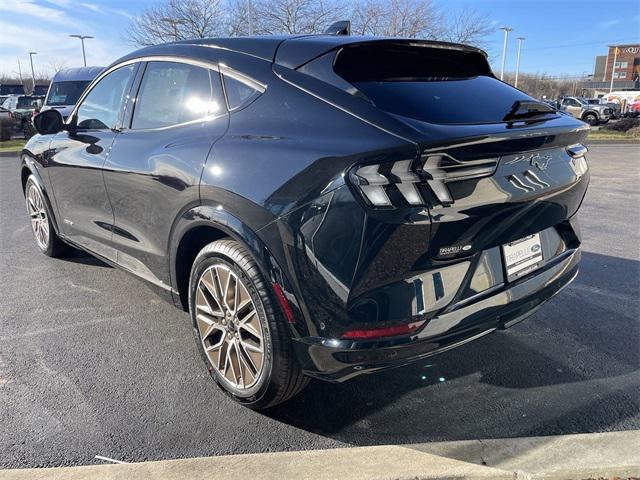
(46, 63, 138, 260)
(102, 60, 229, 285)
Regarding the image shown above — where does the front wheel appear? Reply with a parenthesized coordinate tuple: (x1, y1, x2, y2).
(188, 239, 309, 409)
(25, 176, 72, 257)
(583, 113, 598, 126)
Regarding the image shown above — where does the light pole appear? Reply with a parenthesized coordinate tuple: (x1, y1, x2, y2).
(609, 46, 619, 93)
(28, 52, 37, 93)
(69, 35, 94, 67)
(514, 37, 525, 88)
(499, 26, 513, 81)
(248, 0, 254, 35)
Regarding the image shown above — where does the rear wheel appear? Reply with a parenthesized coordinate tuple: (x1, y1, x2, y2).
(189, 239, 309, 409)
(25, 176, 72, 257)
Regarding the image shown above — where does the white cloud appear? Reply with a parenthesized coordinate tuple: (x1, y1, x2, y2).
(0, 19, 128, 77)
(0, 0, 70, 25)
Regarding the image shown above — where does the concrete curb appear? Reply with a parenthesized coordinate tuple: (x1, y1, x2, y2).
(1, 431, 638, 480)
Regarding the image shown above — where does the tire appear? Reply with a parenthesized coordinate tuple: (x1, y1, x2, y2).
(25, 176, 73, 257)
(0, 129, 9, 141)
(583, 113, 598, 126)
(188, 239, 309, 409)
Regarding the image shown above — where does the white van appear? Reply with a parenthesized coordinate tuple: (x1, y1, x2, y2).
(41, 66, 104, 119)
(600, 91, 640, 115)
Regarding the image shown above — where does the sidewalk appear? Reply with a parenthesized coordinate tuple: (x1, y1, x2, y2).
(1, 431, 638, 480)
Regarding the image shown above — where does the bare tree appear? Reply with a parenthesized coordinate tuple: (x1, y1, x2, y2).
(126, 0, 493, 49)
(251, 0, 346, 35)
(226, 0, 253, 36)
(350, 0, 441, 37)
(438, 8, 494, 48)
(126, 0, 226, 45)
(49, 59, 67, 74)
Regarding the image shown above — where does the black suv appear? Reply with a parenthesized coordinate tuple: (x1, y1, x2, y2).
(22, 35, 590, 409)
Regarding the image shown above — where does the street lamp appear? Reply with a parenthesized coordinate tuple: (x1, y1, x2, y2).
(499, 26, 513, 81)
(514, 37, 525, 88)
(69, 35, 94, 67)
(28, 52, 37, 93)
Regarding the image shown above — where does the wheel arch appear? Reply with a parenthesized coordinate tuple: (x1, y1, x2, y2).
(169, 205, 309, 336)
(20, 155, 62, 235)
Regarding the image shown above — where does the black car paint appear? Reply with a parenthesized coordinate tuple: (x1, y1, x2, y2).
(20, 35, 590, 382)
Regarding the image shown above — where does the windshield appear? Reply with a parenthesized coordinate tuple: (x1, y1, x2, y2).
(575, 98, 588, 106)
(45, 80, 91, 106)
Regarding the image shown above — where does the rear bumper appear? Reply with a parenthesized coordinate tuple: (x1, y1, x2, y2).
(293, 247, 580, 382)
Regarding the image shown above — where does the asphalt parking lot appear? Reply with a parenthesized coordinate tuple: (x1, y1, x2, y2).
(0, 144, 639, 469)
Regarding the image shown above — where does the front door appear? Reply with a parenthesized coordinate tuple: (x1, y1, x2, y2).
(46, 63, 138, 261)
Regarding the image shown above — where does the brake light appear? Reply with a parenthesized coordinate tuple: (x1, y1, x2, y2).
(342, 320, 425, 340)
(349, 154, 497, 208)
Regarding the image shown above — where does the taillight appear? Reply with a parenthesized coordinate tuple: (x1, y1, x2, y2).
(349, 154, 497, 208)
(341, 320, 425, 340)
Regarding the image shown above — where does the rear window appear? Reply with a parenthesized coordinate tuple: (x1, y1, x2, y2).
(46, 80, 91, 106)
(16, 96, 40, 109)
(334, 44, 533, 125)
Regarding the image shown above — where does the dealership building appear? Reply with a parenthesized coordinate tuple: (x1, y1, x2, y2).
(588, 44, 640, 91)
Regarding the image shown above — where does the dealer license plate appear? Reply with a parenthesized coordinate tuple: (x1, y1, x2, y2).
(502, 233, 543, 281)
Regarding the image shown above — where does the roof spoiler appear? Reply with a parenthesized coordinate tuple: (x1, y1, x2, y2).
(324, 20, 351, 36)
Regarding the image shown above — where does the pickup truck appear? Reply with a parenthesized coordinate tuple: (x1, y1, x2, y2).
(560, 96, 612, 125)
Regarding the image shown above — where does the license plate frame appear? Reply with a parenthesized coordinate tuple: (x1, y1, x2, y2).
(502, 233, 544, 281)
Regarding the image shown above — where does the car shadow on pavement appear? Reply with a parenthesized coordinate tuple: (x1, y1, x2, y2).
(265, 251, 639, 445)
(60, 249, 113, 268)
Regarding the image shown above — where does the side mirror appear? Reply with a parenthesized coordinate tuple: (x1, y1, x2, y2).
(33, 109, 64, 135)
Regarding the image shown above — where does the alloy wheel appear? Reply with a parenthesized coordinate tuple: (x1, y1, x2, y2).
(195, 264, 265, 390)
(26, 184, 49, 250)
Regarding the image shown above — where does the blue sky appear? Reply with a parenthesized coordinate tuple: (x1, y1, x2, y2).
(0, 0, 639, 78)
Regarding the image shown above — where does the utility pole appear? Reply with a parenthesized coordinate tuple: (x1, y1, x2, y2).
(28, 52, 37, 94)
(17, 59, 23, 84)
(500, 27, 513, 81)
(161, 18, 186, 41)
(609, 46, 619, 93)
(514, 37, 525, 88)
(69, 35, 94, 67)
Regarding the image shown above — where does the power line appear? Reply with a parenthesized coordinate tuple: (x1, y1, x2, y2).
(516, 37, 639, 51)
(483, 36, 639, 51)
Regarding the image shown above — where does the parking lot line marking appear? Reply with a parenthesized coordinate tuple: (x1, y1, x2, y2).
(94, 455, 128, 465)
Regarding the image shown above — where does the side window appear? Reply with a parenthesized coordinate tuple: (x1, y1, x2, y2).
(223, 74, 261, 110)
(76, 64, 135, 130)
(131, 61, 223, 129)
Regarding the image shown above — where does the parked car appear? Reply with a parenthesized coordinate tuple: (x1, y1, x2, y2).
(585, 98, 622, 119)
(0, 107, 12, 141)
(560, 96, 612, 125)
(41, 66, 104, 119)
(540, 98, 560, 109)
(23, 34, 590, 409)
(1, 95, 43, 137)
(626, 100, 640, 117)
